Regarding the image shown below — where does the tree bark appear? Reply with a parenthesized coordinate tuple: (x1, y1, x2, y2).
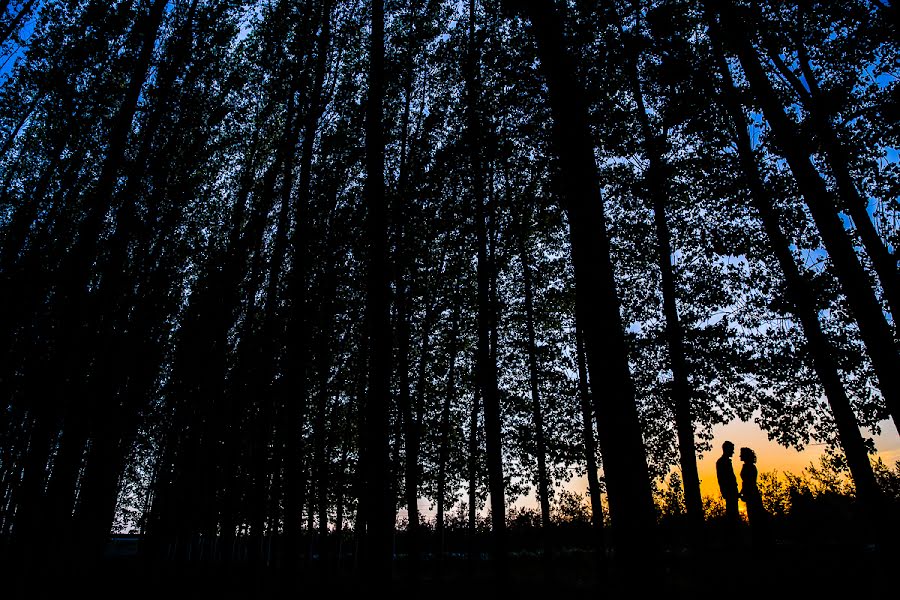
(707, 2, 885, 525)
(618, 29, 704, 531)
(393, 39, 422, 571)
(510, 0, 657, 556)
(282, 0, 332, 569)
(362, 0, 392, 584)
(575, 323, 605, 540)
(436, 300, 461, 564)
(515, 204, 553, 556)
(717, 0, 900, 436)
(466, 0, 506, 570)
(759, 24, 900, 339)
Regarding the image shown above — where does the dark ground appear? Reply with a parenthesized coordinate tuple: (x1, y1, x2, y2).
(7, 534, 895, 599)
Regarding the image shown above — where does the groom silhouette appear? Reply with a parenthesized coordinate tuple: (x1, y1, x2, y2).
(716, 441, 740, 533)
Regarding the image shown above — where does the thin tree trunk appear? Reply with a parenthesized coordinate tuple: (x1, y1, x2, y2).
(575, 324, 605, 540)
(466, 0, 506, 571)
(409, 282, 438, 547)
(256, 94, 305, 563)
(313, 256, 338, 549)
(707, 3, 885, 524)
(614, 11, 704, 532)
(396, 284, 420, 571)
(393, 38, 422, 572)
(282, 0, 332, 568)
(759, 26, 900, 338)
(515, 206, 553, 557)
(511, 0, 657, 557)
(436, 300, 460, 566)
(717, 0, 900, 436)
(362, 0, 392, 584)
(0, 92, 41, 161)
(335, 422, 350, 564)
(467, 386, 481, 564)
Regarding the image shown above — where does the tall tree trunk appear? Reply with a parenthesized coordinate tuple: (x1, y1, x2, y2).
(575, 323, 605, 541)
(245, 109, 303, 565)
(395, 283, 418, 567)
(393, 41, 421, 572)
(619, 36, 704, 531)
(0, 93, 41, 161)
(436, 300, 461, 565)
(362, 0, 392, 584)
(758, 23, 900, 339)
(515, 205, 552, 557)
(467, 386, 481, 564)
(717, 0, 900, 436)
(706, 3, 885, 525)
(409, 282, 438, 553)
(334, 416, 351, 563)
(282, 0, 332, 569)
(59, 4, 207, 564)
(313, 253, 338, 551)
(466, 0, 506, 570)
(7, 0, 169, 570)
(796, 45, 900, 337)
(511, 0, 656, 557)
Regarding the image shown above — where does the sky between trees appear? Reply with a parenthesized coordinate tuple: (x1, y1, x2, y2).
(0, 0, 898, 566)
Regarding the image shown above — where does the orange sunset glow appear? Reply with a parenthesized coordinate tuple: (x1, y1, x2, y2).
(555, 418, 900, 509)
(697, 418, 900, 500)
(2, 0, 897, 597)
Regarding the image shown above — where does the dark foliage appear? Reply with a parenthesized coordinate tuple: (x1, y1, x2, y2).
(0, 0, 897, 592)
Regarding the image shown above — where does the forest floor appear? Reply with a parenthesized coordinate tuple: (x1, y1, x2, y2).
(9, 533, 896, 599)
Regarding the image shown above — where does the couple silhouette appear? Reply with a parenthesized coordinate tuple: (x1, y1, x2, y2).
(716, 440, 768, 544)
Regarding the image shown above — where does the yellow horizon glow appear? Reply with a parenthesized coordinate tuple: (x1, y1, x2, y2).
(696, 418, 900, 500)
(550, 417, 900, 510)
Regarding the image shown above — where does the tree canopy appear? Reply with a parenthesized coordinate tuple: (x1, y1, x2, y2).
(0, 0, 898, 589)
